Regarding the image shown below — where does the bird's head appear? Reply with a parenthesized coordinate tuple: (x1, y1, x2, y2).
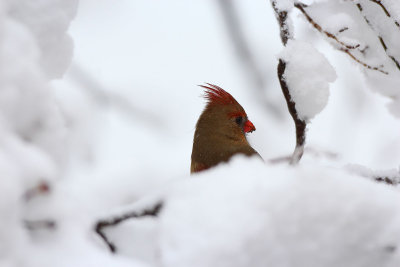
(191, 83, 260, 173)
(198, 83, 256, 139)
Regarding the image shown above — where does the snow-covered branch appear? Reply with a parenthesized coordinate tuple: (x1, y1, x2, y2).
(271, 1, 306, 164)
(355, 2, 400, 71)
(294, 2, 388, 74)
(367, 0, 400, 29)
(289, 0, 400, 117)
(271, 1, 337, 164)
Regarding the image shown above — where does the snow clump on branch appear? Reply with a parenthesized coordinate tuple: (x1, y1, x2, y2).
(279, 40, 337, 121)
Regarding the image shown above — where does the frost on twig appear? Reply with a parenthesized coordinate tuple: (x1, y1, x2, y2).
(95, 201, 163, 253)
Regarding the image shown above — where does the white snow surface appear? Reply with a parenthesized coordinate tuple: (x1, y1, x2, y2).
(280, 40, 337, 121)
(158, 157, 400, 267)
(303, 0, 400, 118)
(271, 0, 294, 12)
(97, 156, 400, 267)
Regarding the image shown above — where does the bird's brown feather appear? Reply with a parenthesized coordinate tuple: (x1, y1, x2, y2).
(191, 84, 260, 174)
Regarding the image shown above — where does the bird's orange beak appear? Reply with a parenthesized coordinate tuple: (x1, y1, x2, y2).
(244, 120, 256, 133)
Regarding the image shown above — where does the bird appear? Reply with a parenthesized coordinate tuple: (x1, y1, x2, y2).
(191, 83, 260, 173)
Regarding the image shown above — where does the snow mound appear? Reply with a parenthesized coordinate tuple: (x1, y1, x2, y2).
(158, 156, 400, 267)
(279, 40, 337, 121)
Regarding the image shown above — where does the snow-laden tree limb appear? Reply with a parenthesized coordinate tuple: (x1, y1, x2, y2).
(271, 0, 307, 165)
(271, 1, 336, 165)
(294, 2, 388, 74)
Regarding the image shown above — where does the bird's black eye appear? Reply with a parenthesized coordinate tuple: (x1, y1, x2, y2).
(235, 116, 243, 125)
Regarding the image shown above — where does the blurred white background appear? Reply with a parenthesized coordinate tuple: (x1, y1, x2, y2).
(54, 0, 400, 179)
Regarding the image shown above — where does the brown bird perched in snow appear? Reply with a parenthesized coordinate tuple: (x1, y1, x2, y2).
(191, 83, 260, 173)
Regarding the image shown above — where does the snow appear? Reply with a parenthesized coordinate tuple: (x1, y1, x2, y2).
(160, 156, 400, 267)
(1, 0, 400, 266)
(345, 163, 400, 184)
(7, 0, 79, 79)
(301, 0, 400, 118)
(94, 156, 400, 267)
(271, 0, 293, 12)
(279, 40, 337, 121)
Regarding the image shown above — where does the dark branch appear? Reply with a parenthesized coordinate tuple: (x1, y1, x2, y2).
(295, 2, 388, 74)
(277, 59, 306, 164)
(271, 1, 306, 164)
(271, 1, 290, 45)
(95, 201, 164, 253)
(375, 176, 399, 185)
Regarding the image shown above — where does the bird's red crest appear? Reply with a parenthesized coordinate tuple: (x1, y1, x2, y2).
(199, 83, 237, 106)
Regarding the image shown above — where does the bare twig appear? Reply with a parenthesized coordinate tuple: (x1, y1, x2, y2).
(95, 201, 163, 253)
(295, 2, 388, 74)
(356, 3, 400, 71)
(271, 0, 306, 164)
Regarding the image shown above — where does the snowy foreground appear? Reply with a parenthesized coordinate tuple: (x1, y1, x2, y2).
(6, 156, 400, 267)
(93, 156, 400, 267)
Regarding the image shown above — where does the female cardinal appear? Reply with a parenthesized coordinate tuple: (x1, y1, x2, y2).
(191, 83, 260, 173)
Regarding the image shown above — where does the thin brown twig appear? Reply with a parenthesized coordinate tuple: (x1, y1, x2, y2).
(294, 3, 360, 50)
(339, 48, 388, 74)
(356, 3, 400, 71)
(295, 2, 388, 75)
(95, 201, 163, 253)
(369, 0, 400, 29)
